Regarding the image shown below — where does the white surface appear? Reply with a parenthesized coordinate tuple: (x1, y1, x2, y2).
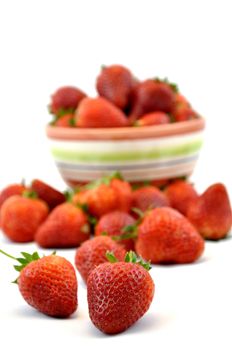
(0, 0, 232, 349)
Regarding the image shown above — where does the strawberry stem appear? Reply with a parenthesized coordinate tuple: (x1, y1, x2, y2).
(0, 249, 17, 260)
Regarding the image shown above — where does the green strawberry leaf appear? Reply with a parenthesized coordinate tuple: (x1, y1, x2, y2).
(22, 190, 38, 199)
(85, 171, 123, 190)
(125, 250, 152, 271)
(154, 77, 179, 93)
(106, 251, 118, 263)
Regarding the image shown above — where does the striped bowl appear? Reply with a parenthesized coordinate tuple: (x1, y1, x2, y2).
(46, 119, 205, 187)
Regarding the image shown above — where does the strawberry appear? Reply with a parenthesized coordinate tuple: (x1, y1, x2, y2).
(187, 183, 232, 240)
(87, 251, 154, 334)
(0, 183, 27, 209)
(75, 236, 126, 283)
(31, 179, 65, 210)
(73, 174, 132, 218)
(136, 207, 204, 264)
(75, 97, 128, 128)
(35, 202, 90, 248)
(135, 112, 170, 126)
(0, 250, 77, 318)
(96, 64, 136, 110)
(95, 211, 136, 250)
(132, 186, 170, 213)
(53, 113, 75, 127)
(165, 180, 198, 216)
(0, 193, 49, 243)
(129, 79, 175, 123)
(49, 86, 86, 116)
(172, 106, 198, 122)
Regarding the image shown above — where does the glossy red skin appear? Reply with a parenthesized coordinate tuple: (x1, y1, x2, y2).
(95, 211, 136, 250)
(35, 202, 90, 248)
(173, 106, 198, 122)
(136, 112, 170, 126)
(87, 262, 154, 334)
(110, 178, 132, 212)
(165, 180, 198, 216)
(75, 97, 128, 128)
(129, 80, 175, 123)
(187, 183, 232, 240)
(132, 186, 170, 213)
(50, 86, 86, 115)
(19, 255, 77, 317)
(75, 236, 126, 283)
(0, 184, 26, 209)
(31, 179, 65, 210)
(54, 114, 74, 127)
(96, 64, 136, 110)
(0, 195, 49, 242)
(136, 207, 205, 264)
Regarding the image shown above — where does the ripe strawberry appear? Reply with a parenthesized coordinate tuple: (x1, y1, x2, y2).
(135, 112, 170, 126)
(136, 207, 204, 264)
(73, 174, 132, 218)
(31, 179, 65, 210)
(172, 106, 198, 122)
(165, 180, 198, 216)
(35, 202, 90, 248)
(129, 79, 175, 123)
(87, 251, 154, 334)
(132, 186, 170, 213)
(75, 97, 128, 128)
(96, 64, 136, 110)
(54, 114, 75, 127)
(0, 250, 77, 317)
(0, 183, 27, 209)
(49, 86, 87, 116)
(95, 211, 136, 250)
(1, 193, 49, 243)
(187, 183, 232, 240)
(75, 236, 126, 283)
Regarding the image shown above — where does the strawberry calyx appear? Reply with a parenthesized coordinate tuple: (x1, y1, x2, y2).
(85, 171, 123, 190)
(154, 77, 179, 93)
(22, 190, 38, 199)
(106, 250, 151, 271)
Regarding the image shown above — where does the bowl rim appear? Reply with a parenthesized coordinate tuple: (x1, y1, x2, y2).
(46, 118, 205, 141)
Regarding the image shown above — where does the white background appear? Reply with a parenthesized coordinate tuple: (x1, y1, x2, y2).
(0, 1, 231, 349)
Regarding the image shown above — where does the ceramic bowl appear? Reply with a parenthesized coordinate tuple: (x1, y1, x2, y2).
(46, 118, 205, 187)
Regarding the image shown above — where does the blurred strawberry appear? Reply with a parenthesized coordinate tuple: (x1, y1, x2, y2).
(132, 186, 170, 214)
(110, 178, 132, 212)
(96, 64, 136, 110)
(31, 179, 66, 210)
(187, 183, 232, 240)
(135, 112, 170, 126)
(136, 207, 205, 264)
(53, 114, 75, 127)
(128, 79, 176, 123)
(49, 86, 87, 116)
(1, 193, 49, 243)
(35, 202, 90, 248)
(0, 183, 27, 210)
(75, 236, 126, 283)
(75, 97, 128, 128)
(165, 180, 198, 216)
(95, 211, 136, 250)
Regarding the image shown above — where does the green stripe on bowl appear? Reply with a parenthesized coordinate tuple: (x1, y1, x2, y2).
(51, 139, 203, 163)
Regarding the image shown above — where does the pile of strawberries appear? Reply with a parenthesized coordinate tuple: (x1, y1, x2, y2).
(49, 64, 199, 128)
(0, 174, 231, 334)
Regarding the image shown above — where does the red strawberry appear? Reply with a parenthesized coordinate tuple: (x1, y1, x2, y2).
(95, 211, 136, 250)
(172, 106, 198, 122)
(136, 207, 204, 264)
(132, 186, 170, 213)
(31, 179, 65, 210)
(1, 193, 49, 243)
(129, 79, 175, 123)
(49, 86, 87, 116)
(35, 202, 90, 248)
(73, 174, 132, 218)
(165, 180, 198, 216)
(135, 112, 170, 126)
(75, 236, 126, 283)
(187, 183, 232, 240)
(96, 64, 136, 110)
(0, 183, 27, 209)
(0, 250, 77, 317)
(75, 97, 128, 128)
(87, 251, 154, 334)
(53, 114, 75, 127)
